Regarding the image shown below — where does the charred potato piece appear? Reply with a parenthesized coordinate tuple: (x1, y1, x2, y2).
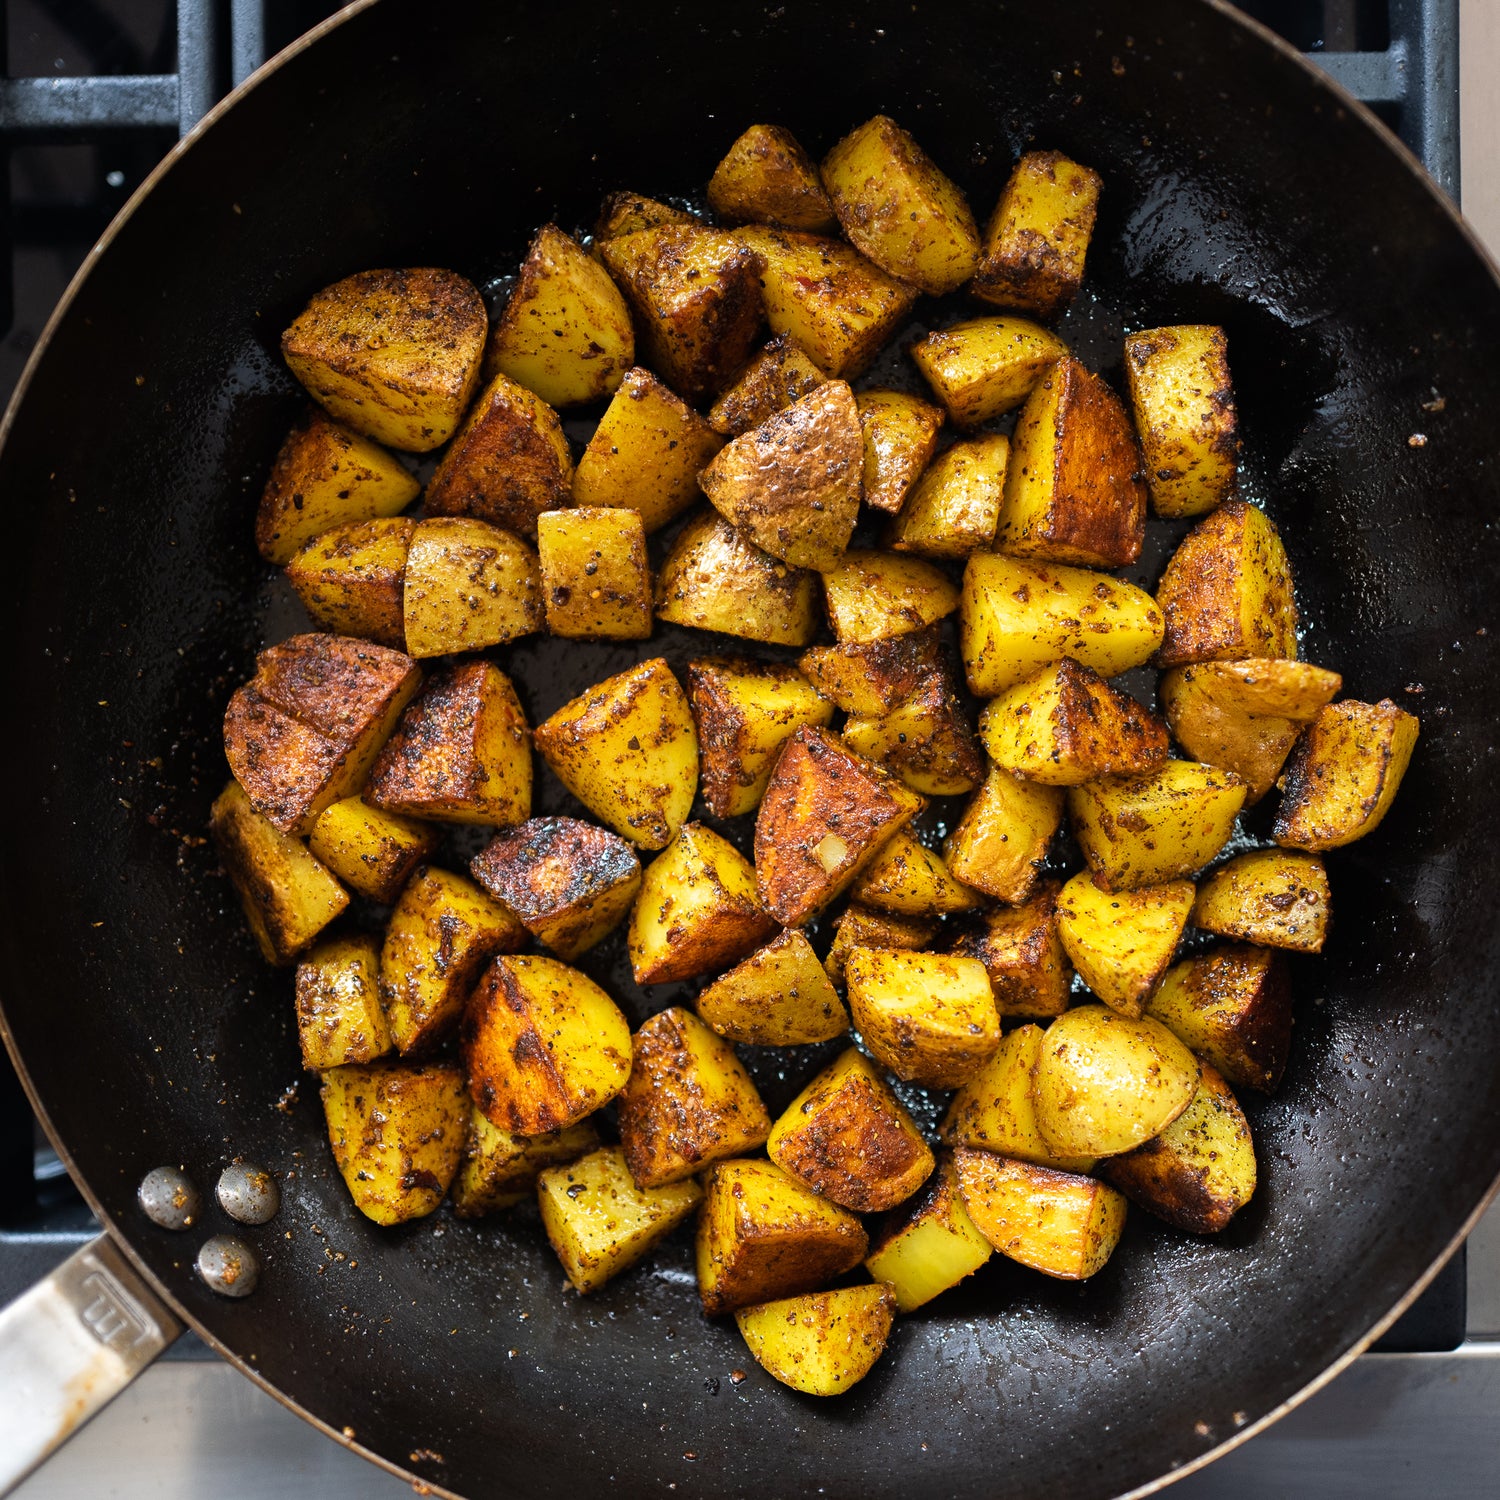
(306, 794, 440, 904)
(1273, 699, 1419, 851)
(452, 1110, 600, 1218)
(485, 223, 633, 407)
(944, 768, 1064, 906)
(281, 267, 486, 451)
(797, 625, 943, 717)
(284, 516, 412, 648)
(1057, 871, 1195, 1018)
(735, 1284, 896, 1397)
(402, 516, 543, 658)
(696, 929, 850, 1047)
(857, 388, 945, 515)
(888, 434, 1008, 560)
(365, 659, 531, 827)
(708, 334, 828, 437)
(848, 829, 983, 917)
(537, 506, 652, 641)
(911, 317, 1067, 429)
(295, 934, 392, 1070)
(864, 1154, 993, 1312)
(469, 816, 642, 961)
(1192, 849, 1330, 953)
(821, 548, 959, 643)
(708, 124, 839, 233)
(844, 671, 985, 798)
(824, 904, 936, 987)
(595, 192, 695, 241)
(532, 658, 698, 850)
(948, 881, 1072, 1020)
(628, 822, 775, 985)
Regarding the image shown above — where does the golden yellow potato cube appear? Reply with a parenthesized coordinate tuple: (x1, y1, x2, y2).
(452, 1109, 600, 1219)
(594, 191, 695, 241)
(401, 517, 543, 658)
(1192, 849, 1330, 953)
(707, 124, 838, 233)
(843, 672, 984, 798)
(948, 882, 1073, 1020)
(735, 1284, 896, 1396)
(944, 768, 1064, 907)
(798, 626, 942, 717)
(888, 434, 1008, 560)
(708, 334, 828, 437)
(294, 934, 392, 1070)
(848, 829, 982, 917)
(864, 1154, 993, 1312)
(911, 317, 1068, 429)
(695, 930, 849, 1047)
(821, 548, 959, 643)
(283, 516, 412, 648)
(1056, 871, 1196, 1018)
(856, 388, 945, 515)
(823, 904, 936, 987)
(306, 794, 440, 904)
(536, 506, 652, 641)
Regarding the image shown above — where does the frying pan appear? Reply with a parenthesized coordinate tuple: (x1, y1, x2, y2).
(1, 0, 1497, 1495)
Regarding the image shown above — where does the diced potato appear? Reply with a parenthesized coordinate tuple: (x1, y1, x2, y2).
(697, 1158, 866, 1315)
(1146, 945, 1294, 1093)
(686, 657, 834, 819)
(734, 226, 918, 380)
(708, 124, 838, 232)
(365, 660, 531, 827)
(954, 1150, 1125, 1280)
(1160, 659, 1343, 802)
(708, 334, 828, 437)
(595, 192, 695, 241)
(767, 1048, 934, 1212)
(821, 549, 959, 643)
(821, 114, 980, 295)
(655, 509, 819, 645)
(379, 865, 527, 1055)
(699, 381, 862, 572)
(848, 829, 983, 917)
(627, 823, 775, 985)
(798, 627, 942, 717)
(864, 1154, 993, 1311)
(1067, 760, 1247, 891)
(469, 815, 642, 961)
(948, 883, 1073, 1020)
(281, 267, 486, 451)
(978, 658, 1167, 785)
(857, 389, 945, 515)
(295, 934, 392, 1070)
(306, 794, 440, 904)
(531, 657, 698, 850)
(423, 372, 573, 539)
(1273, 699, 1420, 851)
(1124, 325, 1239, 518)
(1031, 1003, 1200, 1157)
(255, 410, 418, 564)
(1192, 849, 1330, 953)
(960, 552, 1164, 697)
(320, 1060, 466, 1225)
(1101, 1062, 1256, 1233)
(735, 1284, 896, 1396)
(911, 317, 1068, 429)
(823, 904, 936, 987)
(970, 151, 1103, 318)
(996, 355, 1147, 569)
(402, 517, 542, 658)
(696, 929, 850, 1046)
(223, 634, 421, 833)
(536, 507, 652, 641)
(485, 223, 633, 407)
(753, 727, 924, 927)
(940, 1024, 1096, 1173)
(599, 224, 765, 399)
(210, 781, 349, 965)
(843, 672, 984, 798)
(846, 949, 1001, 1089)
(464, 954, 633, 1134)
(888, 434, 1008, 559)
(1155, 501, 1298, 667)
(284, 517, 412, 648)
(452, 1109, 600, 1218)
(944, 768, 1064, 906)
(617, 1007, 772, 1186)
(1056, 871, 1196, 1018)
(537, 1145, 703, 1294)
(573, 367, 724, 533)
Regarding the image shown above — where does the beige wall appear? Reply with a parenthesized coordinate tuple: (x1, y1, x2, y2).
(1461, 0, 1500, 253)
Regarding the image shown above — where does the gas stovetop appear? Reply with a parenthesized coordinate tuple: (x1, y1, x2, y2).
(1, 1, 1494, 1496)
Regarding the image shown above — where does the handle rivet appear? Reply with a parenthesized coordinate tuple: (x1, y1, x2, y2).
(137, 1166, 200, 1231)
(195, 1235, 260, 1298)
(215, 1163, 280, 1225)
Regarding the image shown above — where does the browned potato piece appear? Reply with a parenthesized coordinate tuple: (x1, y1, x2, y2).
(1146, 946, 1293, 1094)
(824, 904, 936, 987)
(402, 516, 543, 658)
(655, 510, 820, 645)
(617, 1007, 772, 1187)
(945, 768, 1064, 906)
(888, 434, 1008, 560)
(996, 356, 1147, 569)
(536, 507, 652, 640)
(697, 1158, 866, 1316)
(686, 657, 834, 819)
(1273, 699, 1420, 851)
(948, 881, 1072, 1019)
(295, 934, 392, 1070)
(284, 516, 412, 648)
(599, 224, 765, 399)
(970, 151, 1103, 318)
(595, 192, 695, 241)
(1155, 501, 1298, 667)
(857, 389, 945, 515)
(628, 822, 775, 985)
(1160, 659, 1343, 802)
(699, 381, 862, 571)
(223, 633, 421, 833)
(463, 954, 633, 1134)
(452, 1110, 600, 1218)
(848, 829, 983, 917)
(734, 226, 919, 379)
(978, 658, 1167, 785)
(821, 114, 980, 295)
(1101, 1062, 1257, 1233)
(484, 223, 633, 407)
(708, 124, 839, 233)
(365, 660, 531, 827)
(708, 334, 828, 437)
(210, 781, 349, 965)
(306, 794, 440, 904)
(911, 317, 1068, 429)
(735, 1284, 897, 1396)
(798, 626, 943, 717)
(767, 1047, 934, 1212)
(1057, 871, 1195, 1018)
(255, 410, 419, 564)
(864, 1154, 994, 1311)
(424, 372, 572, 539)
(696, 929, 850, 1047)
(1192, 849, 1331, 953)
(469, 816, 642, 961)
(754, 726, 924, 927)
(821, 549, 959, 643)
(281, 267, 486, 451)
(843, 671, 985, 798)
